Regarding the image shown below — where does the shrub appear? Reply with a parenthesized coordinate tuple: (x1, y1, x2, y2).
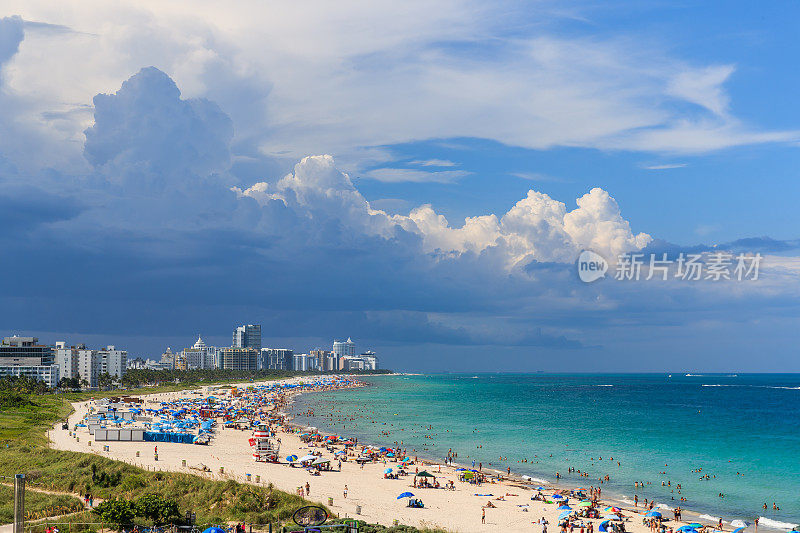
(92, 498, 137, 526)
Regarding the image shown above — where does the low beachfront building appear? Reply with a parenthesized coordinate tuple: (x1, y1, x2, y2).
(0, 363, 59, 388)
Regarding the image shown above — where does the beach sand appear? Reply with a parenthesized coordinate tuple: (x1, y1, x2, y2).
(48, 382, 721, 533)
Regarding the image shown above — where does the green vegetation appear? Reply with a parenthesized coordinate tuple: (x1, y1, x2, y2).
(92, 494, 178, 526)
(0, 485, 84, 523)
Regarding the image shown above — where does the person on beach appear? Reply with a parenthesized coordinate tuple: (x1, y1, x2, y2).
(482, 508, 485, 524)
(343, 485, 348, 498)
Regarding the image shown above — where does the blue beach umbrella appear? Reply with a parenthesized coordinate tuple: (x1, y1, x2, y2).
(677, 527, 698, 533)
(731, 529, 744, 533)
(202, 527, 226, 533)
(688, 524, 703, 529)
(397, 492, 414, 499)
(557, 505, 572, 510)
(535, 486, 547, 490)
(599, 521, 611, 532)
(552, 494, 565, 500)
(559, 511, 573, 520)
(646, 511, 662, 518)
(603, 515, 621, 521)
(286, 455, 298, 462)
(384, 468, 393, 474)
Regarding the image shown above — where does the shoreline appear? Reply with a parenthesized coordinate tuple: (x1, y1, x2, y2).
(286, 376, 797, 532)
(49, 376, 797, 532)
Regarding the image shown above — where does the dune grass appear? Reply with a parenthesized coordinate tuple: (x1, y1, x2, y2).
(0, 484, 84, 523)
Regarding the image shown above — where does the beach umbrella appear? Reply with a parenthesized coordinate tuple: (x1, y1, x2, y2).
(578, 501, 593, 507)
(603, 515, 621, 521)
(730, 522, 749, 529)
(298, 454, 316, 462)
(552, 494, 565, 500)
(535, 486, 547, 490)
(202, 527, 226, 533)
(559, 511, 573, 520)
(646, 511, 662, 518)
(599, 521, 611, 532)
(732, 529, 744, 533)
(384, 468, 393, 473)
(677, 527, 698, 533)
(688, 524, 703, 529)
(397, 492, 414, 499)
(286, 455, 298, 462)
(557, 505, 572, 510)
(605, 506, 622, 513)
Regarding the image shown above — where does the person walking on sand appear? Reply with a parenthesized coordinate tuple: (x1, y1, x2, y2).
(305, 482, 310, 496)
(343, 485, 348, 498)
(482, 508, 485, 524)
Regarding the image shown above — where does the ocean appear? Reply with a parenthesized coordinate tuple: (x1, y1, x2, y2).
(291, 373, 800, 529)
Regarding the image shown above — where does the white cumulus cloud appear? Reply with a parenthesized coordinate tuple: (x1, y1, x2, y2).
(237, 155, 651, 269)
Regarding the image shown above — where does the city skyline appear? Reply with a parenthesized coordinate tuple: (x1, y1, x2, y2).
(1, 3, 799, 372)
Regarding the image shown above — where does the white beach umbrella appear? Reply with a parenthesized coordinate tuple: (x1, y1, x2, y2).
(730, 521, 749, 528)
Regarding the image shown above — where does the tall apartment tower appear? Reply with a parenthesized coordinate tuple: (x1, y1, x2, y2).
(233, 324, 262, 350)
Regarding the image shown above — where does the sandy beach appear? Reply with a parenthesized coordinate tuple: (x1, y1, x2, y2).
(47, 379, 742, 532)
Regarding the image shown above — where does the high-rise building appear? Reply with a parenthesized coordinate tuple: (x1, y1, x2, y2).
(160, 347, 176, 369)
(99, 346, 127, 378)
(338, 351, 379, 372)
(55, 342, 80, 381)
(233, 324, 262, 350)
(260, 348, 293, 370)
(55, 342, 127, 384)
(220, 347, 258, 370)
(332, 337, 355, 369)
(0, 336, 59, 388)
(360, 351, 378, 370)
(77, 349, 99, 387)
(0, 336, 54, 366)
(183, 335, 218, 369)
(310, 349, 333, 371)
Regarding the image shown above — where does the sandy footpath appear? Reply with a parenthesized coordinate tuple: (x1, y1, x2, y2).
(47, 385, 690, 533)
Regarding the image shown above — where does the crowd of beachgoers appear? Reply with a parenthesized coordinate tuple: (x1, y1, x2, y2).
(50, 376, 796, 532)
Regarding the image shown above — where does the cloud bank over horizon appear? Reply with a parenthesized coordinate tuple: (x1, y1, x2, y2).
(1, 9, 800, 371)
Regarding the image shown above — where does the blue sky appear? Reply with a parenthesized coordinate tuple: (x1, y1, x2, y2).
(1, 2, 799, 371)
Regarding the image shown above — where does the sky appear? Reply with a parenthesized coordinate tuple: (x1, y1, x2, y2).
(1, 1, 799, 372)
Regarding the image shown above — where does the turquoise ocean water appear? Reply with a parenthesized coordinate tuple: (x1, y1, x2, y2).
(291, 374, 800, 529)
